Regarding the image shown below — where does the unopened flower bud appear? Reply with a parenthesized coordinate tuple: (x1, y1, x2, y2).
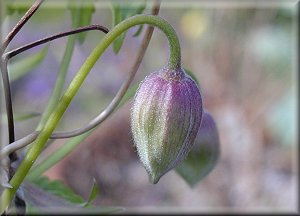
(175, 111, 220, 187)
(131, 67, 203, 184)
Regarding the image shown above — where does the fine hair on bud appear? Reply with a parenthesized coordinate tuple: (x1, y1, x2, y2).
(131, 67, 203, 184)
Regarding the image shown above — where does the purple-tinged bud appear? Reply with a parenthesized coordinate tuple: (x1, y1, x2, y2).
(131, 67, 203, 184)
(175, 111, 220, 187)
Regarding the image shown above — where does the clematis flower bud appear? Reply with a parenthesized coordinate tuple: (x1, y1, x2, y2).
(175, 111, 220, 187)
(131, 67, 203, 184)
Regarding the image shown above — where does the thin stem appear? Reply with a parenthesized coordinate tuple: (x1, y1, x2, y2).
(50, 4, 163, 139)
(0, 1, 161, 159)
(0, 60, 14, 144)
(35, 11, 104, 131)
(37, 13, 181, 139)
(1, 0, 43, 213)
(0, 14, 181, 213)
(0, 25, 109, 158)
(4, 25, 109, 60)
(0, 58, 17, 162)
(28, 130, 92, 180)
(0, 132, 38, 159)
(28, 1, 161, 179)
(2, 0, 44, 51)
(1, 0, 44, 149)
(0, 8, 171, 153)
(1, 23, 108, 214)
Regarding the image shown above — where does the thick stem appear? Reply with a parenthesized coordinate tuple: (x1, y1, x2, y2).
(1, 13, 178, 147)
(0, 14, 182, 213)
(28, 1, 161, 179)
(0, 3, 163, 159)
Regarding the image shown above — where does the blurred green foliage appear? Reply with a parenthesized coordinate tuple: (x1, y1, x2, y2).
(8, 47, 48, 82)
(68, 0, 95, 44)
(111, 0, 146, 53)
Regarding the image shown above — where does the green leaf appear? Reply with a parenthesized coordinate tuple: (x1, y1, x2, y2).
(77, 3, 95, 44)
(111, 0, 147, 54)
(133, 25, 144, 37)
(68, 0, 96, 44)
(79, 178, 99, 207)
(28, 82, 139, 180)
(4, 1, 65, 22)
(31, 176, 84, 204)
(23, 181, 80, 212)
(8, 47, 48, 82)
(31, 176, 100, 207)
(1, 112, 40, 123)
(111, 4, 125, 54)
(6, 1, 30, 15)
(28, 130, 93, 180)
(14, 112, 40, 122)
(23, 181, 123, 214)
(175, 112, 220, 187)
(29, 81, 138, 179)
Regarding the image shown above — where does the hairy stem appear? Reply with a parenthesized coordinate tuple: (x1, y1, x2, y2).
(0, 5, 168, 155)
(28, 1, 161, 179)
(0, 14, 181, 213)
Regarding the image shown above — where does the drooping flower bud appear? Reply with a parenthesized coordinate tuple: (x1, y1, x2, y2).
(131, 67, 203, 184)
(175, 111, 220, 187)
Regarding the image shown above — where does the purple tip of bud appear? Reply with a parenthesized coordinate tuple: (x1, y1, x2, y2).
(175, 111, 220, 187)
(131, 67, 203, 184)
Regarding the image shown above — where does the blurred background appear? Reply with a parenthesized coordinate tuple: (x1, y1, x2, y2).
(1, 0, 298, 213)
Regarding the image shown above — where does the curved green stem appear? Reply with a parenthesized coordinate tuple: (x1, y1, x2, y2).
(28, 1, 161, 178)
(36, 13, 79, 131)
(0, 14, 182, 213)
